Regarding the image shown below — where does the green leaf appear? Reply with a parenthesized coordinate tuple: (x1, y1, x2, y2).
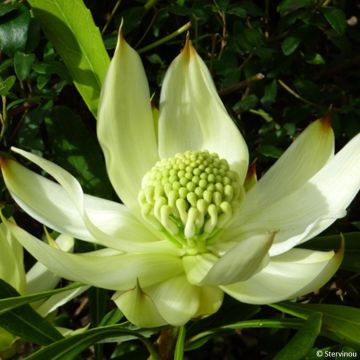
(0, 280, 83, 314)
(0, 3, 30, 55)
(273, 312, 322, 360)
(257, 144, 283, 158)
(281, 35, 301, 55)
(0, 280, 63, 345)
(25, 324, 160, 360)
(186, 318, 303, 351)
(28, 0, 110, 117)
(14, 51, 36, 80)
(0, 76, 16, 96)
(323, 7, 347, 34)
(271, 303, 360, 349)
(261, 80, 278, 105)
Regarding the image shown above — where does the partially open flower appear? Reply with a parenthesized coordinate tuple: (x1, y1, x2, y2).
(1, 28, 359, 327)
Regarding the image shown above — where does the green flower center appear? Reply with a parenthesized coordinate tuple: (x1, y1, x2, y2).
(138, 151, 243, 253)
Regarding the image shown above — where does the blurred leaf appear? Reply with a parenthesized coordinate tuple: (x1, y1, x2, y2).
(277, 0, 314, 15)
(323, 7, 347, 34)
(261, 80, 278, 106)
(14, 52, 36, 80)
(281, 35, 301, 55)
(0, 76, 16, 96)
(99, 308, 124, 326)
(272, 303, 360, 349)
(25, 324, 160, 360)
(0, 280, 63, 345)
(257, 144, 283, 158)
(44, 106, 112, 197)
(0, 3, 30, 55)
(28, 0, 110, 117)
(234, 94, 258, 111)
(227, 5, 247, 18)
(273, 312, 322, 360)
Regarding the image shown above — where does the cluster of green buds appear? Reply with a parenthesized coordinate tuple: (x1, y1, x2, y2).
(138, 150, 243, 253)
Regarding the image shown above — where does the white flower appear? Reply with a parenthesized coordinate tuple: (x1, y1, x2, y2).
(1, 30, 359, 327)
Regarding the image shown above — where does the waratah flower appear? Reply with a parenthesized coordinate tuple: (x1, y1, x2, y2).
(1, 31, 360, 327)
(0, 222, 85, 357)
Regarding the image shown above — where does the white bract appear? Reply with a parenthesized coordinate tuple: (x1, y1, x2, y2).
(1, 30, 360, 327)
(0, 223, 85, 357)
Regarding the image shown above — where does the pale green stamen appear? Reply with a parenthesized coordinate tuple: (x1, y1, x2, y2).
(138, 151, 243, 253)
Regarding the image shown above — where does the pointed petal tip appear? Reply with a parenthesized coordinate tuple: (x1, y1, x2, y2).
(244, 160, 257, 191)
(319, 113, 332, 131)
(181, 34, 196, 61)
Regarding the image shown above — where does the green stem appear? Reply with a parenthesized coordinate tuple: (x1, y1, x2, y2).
(138, 22, 191, 54)
(101, 0, 122, 34)
(174, 326, 186, 360)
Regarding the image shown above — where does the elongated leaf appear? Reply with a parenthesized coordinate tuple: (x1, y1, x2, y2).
(0, 280, 62, 345)
(274, 312, 322, 360)
(186, 318, 303, 351)
(0, 279, 82, 314)
(26, 324, 160, 360)
(271, 303, 360, 349)
(28, 0, 110, 117)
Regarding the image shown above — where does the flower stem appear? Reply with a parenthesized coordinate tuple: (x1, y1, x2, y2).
(138, 22, 191, 54)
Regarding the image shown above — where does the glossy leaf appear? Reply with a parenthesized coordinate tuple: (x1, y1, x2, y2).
(14, 52, 36, 80)
(323, 7, 347, 34)
(28, 0, 110, 117)
(0, 3, 30, 55)
(271, 302, 360, 349)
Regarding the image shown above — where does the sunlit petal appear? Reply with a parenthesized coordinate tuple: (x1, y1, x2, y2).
(147, 275, 200, 326)
(97, 29, 158, 212)
(112, 282, 167, 328)
(3, 150, 177, 254)
(158, 39, 248, 183)
(6, 219, 183, 291)
(242, 117, 334, 212)
(222, 246, 343, 304)
(227, 132, 360, 256)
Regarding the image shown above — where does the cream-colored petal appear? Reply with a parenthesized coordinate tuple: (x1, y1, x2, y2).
(35, 285, 89, 317)
(4, 150, 176, 254)
(0, 222, 26, 293)
(194, 286, 224, 318)
(158, 39, 248, 183)
(26, 234, 74, 293)
(6, 220, 183, 291)
(222, 246, 343, 304)
(97, 30, 158, 212)
(146, 275, 200, 326)
(242, 118, 334, 213)
(182, 253, 218, 285)
(203, 233, 273, 285)
(112, 282, 167, 328)
(227, 132, 360, 256)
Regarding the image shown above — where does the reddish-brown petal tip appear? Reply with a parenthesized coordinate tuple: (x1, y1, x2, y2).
(319, 113, 332, 130)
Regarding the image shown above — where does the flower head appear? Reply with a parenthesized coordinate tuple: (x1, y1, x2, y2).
(1, 30, 360, 327)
